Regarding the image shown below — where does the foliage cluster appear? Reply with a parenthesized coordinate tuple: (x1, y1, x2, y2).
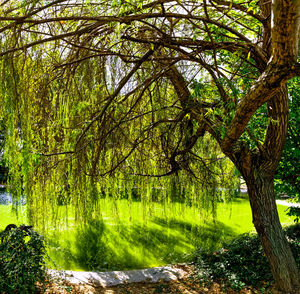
(193, 224, 300, 291)
(0, 225, 48, 293)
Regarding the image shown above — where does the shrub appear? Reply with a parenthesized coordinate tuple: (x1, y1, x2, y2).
(0, 224, 48, 293)
(193, 224, 300, 291)
(286, 206, 300, 223)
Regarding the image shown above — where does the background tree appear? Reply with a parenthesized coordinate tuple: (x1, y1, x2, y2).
(0, 0, 299, 292)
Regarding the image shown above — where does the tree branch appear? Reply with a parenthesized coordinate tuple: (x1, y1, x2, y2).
(75, 47, 157, 148)
(221, 63, 298, 153)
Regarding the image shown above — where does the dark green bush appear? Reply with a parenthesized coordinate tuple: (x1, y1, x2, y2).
(0, 225, 48, 293)
(193, 224, 300, 291)
(286, 206, 300, 223)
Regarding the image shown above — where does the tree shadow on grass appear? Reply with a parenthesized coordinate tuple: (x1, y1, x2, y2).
(152, 217, 238, 252)
(47, 216, 239, 271)
(74, 219, 109, 270)
(47, 219, 110, 271)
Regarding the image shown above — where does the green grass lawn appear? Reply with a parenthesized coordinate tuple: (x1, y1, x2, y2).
(0, 198, 294, 271)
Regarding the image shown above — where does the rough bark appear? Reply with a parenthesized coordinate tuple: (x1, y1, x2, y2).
(222, 1, 300, 289)
(271, 0, 300, 65)
(227, 86, 299, 292)
(241, 164, 300, 293)
(226, 87, 300, 293)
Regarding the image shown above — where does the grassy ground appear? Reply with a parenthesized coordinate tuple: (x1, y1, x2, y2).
(0, 198, 294, 271)
(41, 224, 299, 294)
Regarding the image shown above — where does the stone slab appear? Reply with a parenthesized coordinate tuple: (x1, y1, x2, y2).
(276, 200, 300, 208)
(48, 266, 188, 287)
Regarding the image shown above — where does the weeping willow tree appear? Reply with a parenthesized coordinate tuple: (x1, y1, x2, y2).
(0, 0, 299, 292)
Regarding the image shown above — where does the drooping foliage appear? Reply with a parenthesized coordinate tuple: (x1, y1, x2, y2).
(0, 1, 268, 226)
(0, 50, 238, 227)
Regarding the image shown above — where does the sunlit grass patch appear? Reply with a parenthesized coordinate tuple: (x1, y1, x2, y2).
(0, 198, 294, 271)
(0, 205, 27, 230)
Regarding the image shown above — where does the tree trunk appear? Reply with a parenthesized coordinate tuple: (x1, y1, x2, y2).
(243, 167, 300, 293)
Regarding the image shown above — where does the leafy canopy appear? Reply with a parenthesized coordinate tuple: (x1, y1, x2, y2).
(0, 0, 298, 225)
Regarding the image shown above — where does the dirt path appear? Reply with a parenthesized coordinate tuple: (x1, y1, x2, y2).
(44, 277, 258, 293)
